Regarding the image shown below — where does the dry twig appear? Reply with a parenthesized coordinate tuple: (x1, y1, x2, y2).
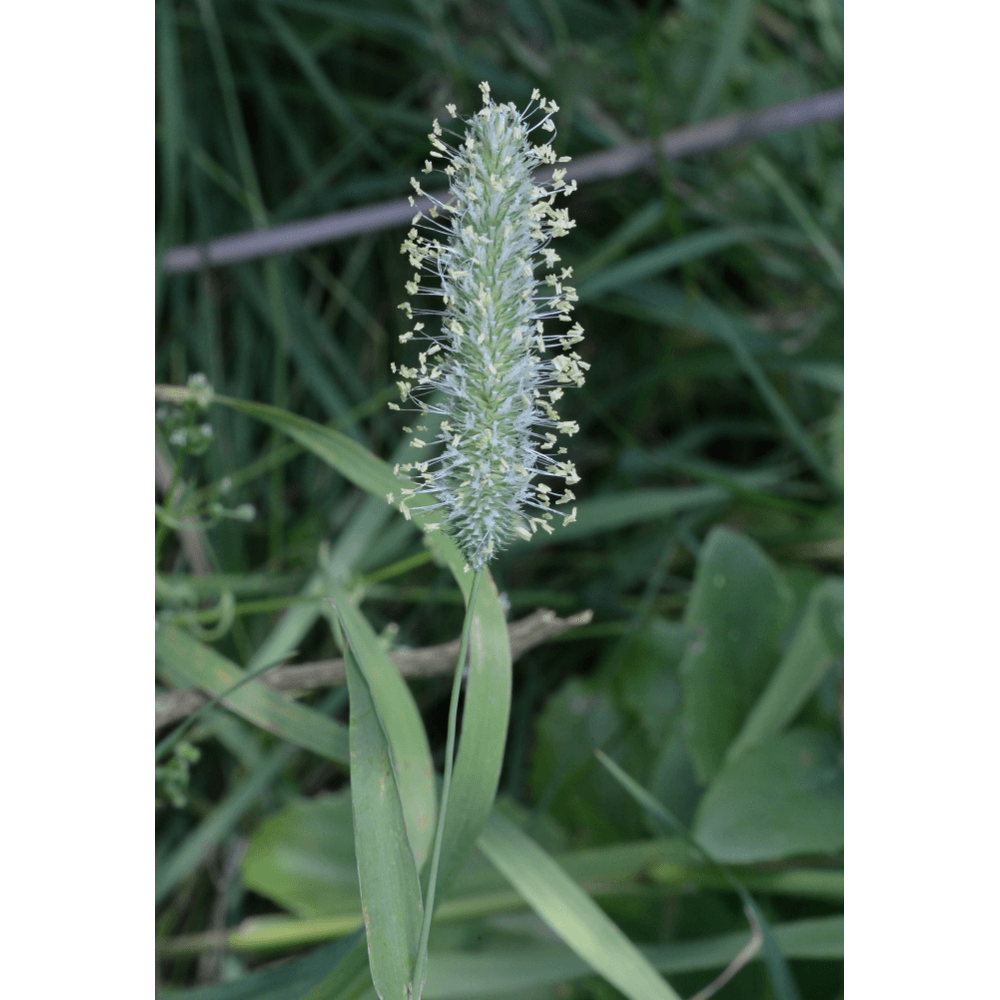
(161, 90, 842, 274)
(155, 607, 593, 730)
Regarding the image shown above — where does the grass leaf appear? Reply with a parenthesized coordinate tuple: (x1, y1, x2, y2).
(156, 624, 349, 764)
(727, 577, 843, 762)
(343, 635, 424, 1000)
(327, 587, 436, 870)
(680, 527, 795, 782)
(477, 810, 683, 1000)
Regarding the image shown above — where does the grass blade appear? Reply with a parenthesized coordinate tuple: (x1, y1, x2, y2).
(156, 741, 298, 907)
(423, 916, 841, 998)
(754, 153, 844, 286)
(688, 0, 758, 123)
(431, 569, 512, 893)
(161, 931, 365, 1000)
(258, 4, 389, 167)
(343, 631, 424, 1000)
(156, 624, 349, 764)
(697, 299, 840, 491)
(206, 397, 513, 887)
(477, 810, 683, 1000)
(154, 647, 292, 763)
(576, 228, 757, 303)
(326, 587, 436, 870)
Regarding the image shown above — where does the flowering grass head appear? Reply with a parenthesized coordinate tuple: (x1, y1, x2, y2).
(389, 82, 587, 570)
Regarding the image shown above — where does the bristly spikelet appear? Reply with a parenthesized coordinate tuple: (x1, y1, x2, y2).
(391, 82, 587, 570)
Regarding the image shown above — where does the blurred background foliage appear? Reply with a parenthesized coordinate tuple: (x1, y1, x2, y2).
(155, 0, 843, 996)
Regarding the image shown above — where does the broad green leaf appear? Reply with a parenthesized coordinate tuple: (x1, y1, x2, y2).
(817, 577, 844, 655)
(530, 677, 650, 844)
(608, 617, 701, 827)
(727, 578, 844, 763)
(326, 587, 436, 870)
(613, 617, 692, 745)
(646, 730, 702, 833)
(477, 810, 683, 1000)
(694, 729, 844, 863)
(155, 624, 349, 764)
(242, 791, 360, 919)
(344, 643, 423, 1000)
(680, 527, 795, 783)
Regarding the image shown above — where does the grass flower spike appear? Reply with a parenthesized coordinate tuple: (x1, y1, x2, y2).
(392, 81, 586, 569)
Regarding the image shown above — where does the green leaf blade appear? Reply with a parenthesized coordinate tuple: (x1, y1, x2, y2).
(477, 811, 683, 1000)
(433, 572, 513, 892)
(155, 624, 349, 764)
(680, 527, 795, 783)
(328, 589, 437, 871)
(727, 578, 843, 763)
(344, 643, 424, 1000)
(694, 728, 844, 863)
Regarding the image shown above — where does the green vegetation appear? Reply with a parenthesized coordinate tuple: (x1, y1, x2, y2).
(155, 1, 843, 997)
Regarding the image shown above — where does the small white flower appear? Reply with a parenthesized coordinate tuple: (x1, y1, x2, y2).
(234, 503, 256, 522)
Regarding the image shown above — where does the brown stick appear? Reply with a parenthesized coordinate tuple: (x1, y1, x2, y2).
(161, 90, 843, 274)
(156, 607, 593, 730)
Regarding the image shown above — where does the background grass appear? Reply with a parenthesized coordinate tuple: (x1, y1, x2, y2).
(155, 1, 843, 997)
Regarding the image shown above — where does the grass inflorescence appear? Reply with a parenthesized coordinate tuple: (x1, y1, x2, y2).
(389, 83, 585, 569)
